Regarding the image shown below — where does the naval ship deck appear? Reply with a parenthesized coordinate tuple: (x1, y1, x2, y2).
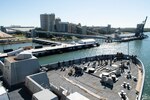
(47, 59, 140, 100)
(5, 54, 143, 100)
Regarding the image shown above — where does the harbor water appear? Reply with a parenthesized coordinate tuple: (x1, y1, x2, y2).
(0, 32, 150, 99)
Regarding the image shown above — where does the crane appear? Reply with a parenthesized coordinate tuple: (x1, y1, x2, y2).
(135, 16, 148, 37)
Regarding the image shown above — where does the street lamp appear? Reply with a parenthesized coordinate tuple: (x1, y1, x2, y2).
(128, 41, 129, 55)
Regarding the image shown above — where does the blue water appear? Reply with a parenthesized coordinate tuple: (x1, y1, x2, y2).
(0, 33, 150, 99)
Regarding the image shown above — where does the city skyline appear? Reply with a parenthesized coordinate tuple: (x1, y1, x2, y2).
(0, 0, 150, 28)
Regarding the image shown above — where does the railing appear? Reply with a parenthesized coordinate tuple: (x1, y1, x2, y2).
(136, 58, 145, 100)
(41, 53, 128, 71)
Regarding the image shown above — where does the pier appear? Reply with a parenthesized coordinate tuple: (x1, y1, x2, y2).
(0, 39, 100, 58)
(29, 41, 99, 57)
(25, 38, 100, 57)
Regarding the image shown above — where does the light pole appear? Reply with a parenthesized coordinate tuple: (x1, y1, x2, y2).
(128, 41, 129, 56)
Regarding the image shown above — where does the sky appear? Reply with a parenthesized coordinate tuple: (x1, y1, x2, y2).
(0, 0, 150, 28)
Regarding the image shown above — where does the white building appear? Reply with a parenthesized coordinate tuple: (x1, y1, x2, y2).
(78, 39, 96, 45)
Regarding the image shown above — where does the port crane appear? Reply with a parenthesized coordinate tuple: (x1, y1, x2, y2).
(135, 16, 148, 37)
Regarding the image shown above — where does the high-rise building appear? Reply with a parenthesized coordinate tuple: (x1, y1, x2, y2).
(48, 13, 55, 32)
(40, 14, 49, 31)
(40, 13, 55, 31)
(55, 18, 61, 32)
(40, 13, 78, 33)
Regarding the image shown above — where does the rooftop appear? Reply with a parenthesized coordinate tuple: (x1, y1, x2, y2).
(67, 92, 89, 100)
(33, 89, 58, 100)
(5, 56, 16, 63)
(5, 54, 35, 63)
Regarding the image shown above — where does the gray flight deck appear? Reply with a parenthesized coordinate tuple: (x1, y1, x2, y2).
(47, 59, 139, 100)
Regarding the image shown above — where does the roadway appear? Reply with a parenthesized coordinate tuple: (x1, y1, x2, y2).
(35, 31, 107, 39)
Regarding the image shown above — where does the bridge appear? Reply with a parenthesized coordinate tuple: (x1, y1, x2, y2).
(35, 30, 107, 39)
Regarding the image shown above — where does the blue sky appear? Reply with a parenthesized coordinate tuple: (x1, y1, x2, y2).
(0, 0, 149, 28)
